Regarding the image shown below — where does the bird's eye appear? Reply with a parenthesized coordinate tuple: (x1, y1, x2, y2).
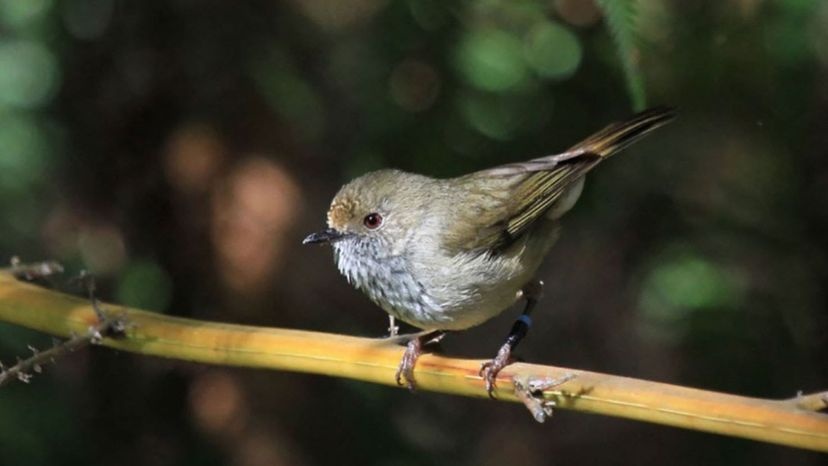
(363, 213, 383, 230)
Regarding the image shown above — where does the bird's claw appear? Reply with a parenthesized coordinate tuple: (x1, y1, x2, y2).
(395, 337, 421, 391)
(394, 366, 414, 390)
(479, 343, 514, 398)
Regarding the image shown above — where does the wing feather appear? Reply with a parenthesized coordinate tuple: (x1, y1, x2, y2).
(444, 107, 676, 254)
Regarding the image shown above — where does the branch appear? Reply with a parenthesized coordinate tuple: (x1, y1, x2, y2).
(0, 324, 113, 387)
(0, 270, 826, 452)
(1, 261, 127, 387)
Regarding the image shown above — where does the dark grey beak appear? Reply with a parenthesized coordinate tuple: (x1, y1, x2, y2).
(302, 228, 345, 245)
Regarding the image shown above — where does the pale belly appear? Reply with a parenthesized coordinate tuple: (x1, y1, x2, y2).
(370, 267, 526, 331)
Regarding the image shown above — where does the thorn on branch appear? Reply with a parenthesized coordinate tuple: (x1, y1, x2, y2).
(0, 316, 129, 388)
(0, 269, 129, 388)
(793, 390, 828, 412)
(512, 373, 576, 423)
(9, 257, 64, 284)
(89, 328, 104, 345)
(71, 271, 128, 339)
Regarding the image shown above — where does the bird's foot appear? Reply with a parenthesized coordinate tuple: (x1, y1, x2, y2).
(395, 336, 422, 390)
(479, 342, 514, 398)
(394, 331, 446, 390)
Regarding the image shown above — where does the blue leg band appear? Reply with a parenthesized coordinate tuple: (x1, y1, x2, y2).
(517, 314, 532, 328)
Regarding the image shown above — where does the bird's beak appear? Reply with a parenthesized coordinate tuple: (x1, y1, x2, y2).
(302, 228, 346, 245)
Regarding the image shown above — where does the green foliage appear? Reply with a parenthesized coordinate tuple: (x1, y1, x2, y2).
(596, 0, 646, 110)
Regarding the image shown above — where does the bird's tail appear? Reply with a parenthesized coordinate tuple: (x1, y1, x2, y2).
(568, 106, 677, 158)
(492, 106, 675, 244)
(458, 106, 676, 251)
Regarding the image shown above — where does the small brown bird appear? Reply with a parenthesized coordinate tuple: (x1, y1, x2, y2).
(304, 107, 675, 395)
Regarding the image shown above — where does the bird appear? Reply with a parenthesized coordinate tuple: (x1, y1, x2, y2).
(303, 107, 676, 396)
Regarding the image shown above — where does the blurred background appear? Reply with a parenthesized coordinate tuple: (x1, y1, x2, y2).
(1, 0, 827, 464)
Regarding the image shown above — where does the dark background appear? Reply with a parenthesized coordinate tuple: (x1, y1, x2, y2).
(1, 1, 826, 464)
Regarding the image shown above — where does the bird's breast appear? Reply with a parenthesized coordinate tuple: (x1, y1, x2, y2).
(333, 241, 449, 329)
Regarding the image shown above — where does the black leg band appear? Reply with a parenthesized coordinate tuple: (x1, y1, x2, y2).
(504, 314, 532, 349)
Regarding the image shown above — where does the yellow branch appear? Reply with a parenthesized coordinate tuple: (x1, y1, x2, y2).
(0, 271, 826, 452)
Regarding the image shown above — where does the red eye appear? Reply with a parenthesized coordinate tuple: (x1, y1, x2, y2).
(363, 213, 383, 229)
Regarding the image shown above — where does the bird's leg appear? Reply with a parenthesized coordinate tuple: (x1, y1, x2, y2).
(387, 315, 399, 337)
(480, 279, 544, 398)
(395, 330, 445, 391)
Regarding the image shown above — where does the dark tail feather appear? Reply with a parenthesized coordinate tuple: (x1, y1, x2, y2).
(569, 106, 677, 158)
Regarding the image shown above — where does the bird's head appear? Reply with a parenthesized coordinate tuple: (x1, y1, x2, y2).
(303, 169, 428, 259)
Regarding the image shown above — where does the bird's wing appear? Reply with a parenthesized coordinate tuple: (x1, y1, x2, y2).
(444, 107, 676, 254)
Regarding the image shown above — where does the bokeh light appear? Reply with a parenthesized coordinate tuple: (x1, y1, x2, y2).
(211, 157, 300, 295)
(0, 115, 49, 191)
(455, 29, 530, 93)
(389, 59, 441, 112)
(458, 91, 526, 141)
(77, 222, 127, 275)
(163, 124, 225, 196)
(554, 0, 601, 27)
(189, 370, 248, 435)
(0, 0, 52, 29)
(524, 20, 583, 79)
(0, 40, 59, 108)
(638, 249, 746, 338)
(116, 259, 173, 312)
